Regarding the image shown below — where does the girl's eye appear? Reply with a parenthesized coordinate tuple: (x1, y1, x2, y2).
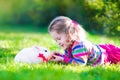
(55, 37, 61, 42)
(57, 38, 61, 40)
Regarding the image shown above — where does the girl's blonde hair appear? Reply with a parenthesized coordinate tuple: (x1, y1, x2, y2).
(48, 16, 86, 41)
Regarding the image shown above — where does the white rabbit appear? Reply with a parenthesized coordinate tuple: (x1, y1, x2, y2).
(14, 46, 51, 64)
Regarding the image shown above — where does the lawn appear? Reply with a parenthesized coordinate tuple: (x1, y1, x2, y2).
(0, 25, 120, 80)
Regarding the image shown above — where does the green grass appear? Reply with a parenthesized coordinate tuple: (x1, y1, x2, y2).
(0, 25, 120, 80)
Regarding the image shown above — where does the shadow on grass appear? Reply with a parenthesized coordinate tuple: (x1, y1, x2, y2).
(79, 66, 120, 80)
(0, 48, 17, 64)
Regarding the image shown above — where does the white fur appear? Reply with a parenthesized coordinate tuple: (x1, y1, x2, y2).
(14, 46, 50, 64)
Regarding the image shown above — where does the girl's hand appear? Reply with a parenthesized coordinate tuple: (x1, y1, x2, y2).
(48, 52, 62, 60)
(50, 55, 64, 62)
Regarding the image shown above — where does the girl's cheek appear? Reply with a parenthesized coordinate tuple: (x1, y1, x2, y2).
(66, 39, 71, 43)
(66, 40, 69, 42)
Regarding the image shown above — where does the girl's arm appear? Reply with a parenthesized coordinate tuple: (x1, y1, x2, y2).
(63, 41, 91, 65)
(48, 52, 64, 62)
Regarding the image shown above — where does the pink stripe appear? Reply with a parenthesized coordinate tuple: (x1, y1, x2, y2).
(73, 52, 88, 57)
(63, 57, 70, 63)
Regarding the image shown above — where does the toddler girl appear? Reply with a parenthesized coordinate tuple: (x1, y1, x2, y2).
(48, 16, 120, 66)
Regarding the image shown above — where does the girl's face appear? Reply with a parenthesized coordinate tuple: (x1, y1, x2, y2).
(50, 31, 72, 49)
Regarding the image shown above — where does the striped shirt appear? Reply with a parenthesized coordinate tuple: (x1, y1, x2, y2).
(62, 40, 106, 66)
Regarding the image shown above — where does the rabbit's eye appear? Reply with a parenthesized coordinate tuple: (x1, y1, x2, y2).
(44, 50, 47, 52)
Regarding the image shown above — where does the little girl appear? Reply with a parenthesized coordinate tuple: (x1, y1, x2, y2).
(48, 16, 120, 66)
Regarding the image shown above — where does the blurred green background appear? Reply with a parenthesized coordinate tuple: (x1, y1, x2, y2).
(0, 0, 120, 36)
(0, 1, 120, 80)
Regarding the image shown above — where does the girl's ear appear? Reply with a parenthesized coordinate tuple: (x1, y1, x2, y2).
(68, 27, 75, 37)
(66, 31, 73, 41)
(69, 26, 75, 34)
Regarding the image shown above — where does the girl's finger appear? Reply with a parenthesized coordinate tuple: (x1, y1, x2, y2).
(52, 55, 57, 57)
(48, 53, 56, 60)
(50, 58, 57, 62)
